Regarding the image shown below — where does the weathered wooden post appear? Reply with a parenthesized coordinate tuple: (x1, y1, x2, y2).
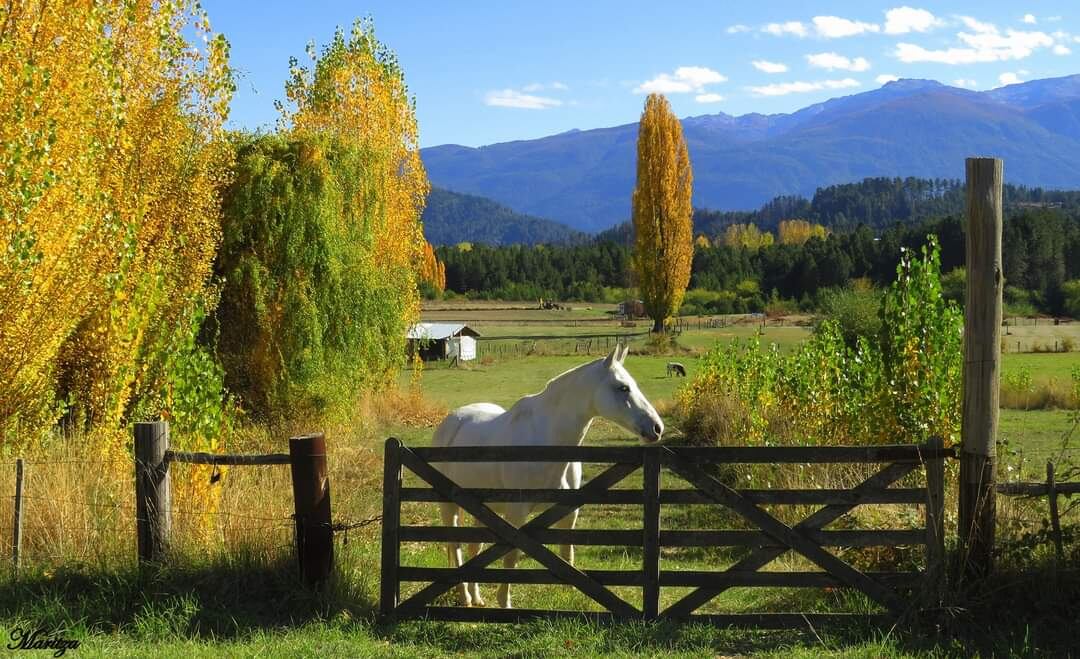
(12, 458, 24, 571)
(289, 433, 333, 586)
(380, 438, 403, 619)
(923, 438, 946, 606)
(959, 157, 1003, 580)
(135, 421, 171, 563)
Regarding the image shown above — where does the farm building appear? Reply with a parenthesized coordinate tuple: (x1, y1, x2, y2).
(406, 322, 480, 362)
(617, 299, 646, 318)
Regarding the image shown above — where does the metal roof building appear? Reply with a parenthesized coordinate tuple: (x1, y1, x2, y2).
(406, 322, 480, 361)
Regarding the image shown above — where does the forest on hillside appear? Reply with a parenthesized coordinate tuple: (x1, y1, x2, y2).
(435, 178, 1080, 317)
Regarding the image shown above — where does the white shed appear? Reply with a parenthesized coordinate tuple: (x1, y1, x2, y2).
(406, 322, 480, 362)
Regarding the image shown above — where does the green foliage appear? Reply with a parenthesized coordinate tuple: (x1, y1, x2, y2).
(215, 134, 414, 421)
(815, 287, 883, 347)
(878, 238, 963, 442)
(679, 236, 962, 446)
(1064, 280, 1080, 319)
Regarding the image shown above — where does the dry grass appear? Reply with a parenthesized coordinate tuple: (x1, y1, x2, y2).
(1000, 378, 1079, 410)
(0, 385, 450, 572)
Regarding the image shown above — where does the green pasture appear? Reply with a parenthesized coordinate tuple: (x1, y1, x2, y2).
(4, 307, 1077, 658)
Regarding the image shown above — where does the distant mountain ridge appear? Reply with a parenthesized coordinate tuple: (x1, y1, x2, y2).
(421, 187, 585, 245)
(421, 74, 1080, 233)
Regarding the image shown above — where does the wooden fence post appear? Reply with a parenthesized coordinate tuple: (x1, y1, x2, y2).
(12, 458, 23, 571)
(642, 447, 661, 620)
(289, 433, 333, 587)
(380, 438, 403, 619)
(924, 438, 946, 606)
(135, 421, 171, 563)
(1047, 461, 1064, 562)
(959, 157, 1003, 581)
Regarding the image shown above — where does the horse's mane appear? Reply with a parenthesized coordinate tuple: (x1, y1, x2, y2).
(508, 357, 604, 411)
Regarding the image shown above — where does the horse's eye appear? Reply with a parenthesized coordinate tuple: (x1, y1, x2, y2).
(618, 385, 631, 393)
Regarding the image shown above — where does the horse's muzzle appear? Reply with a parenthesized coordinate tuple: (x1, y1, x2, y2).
(640, 421, 664, 443)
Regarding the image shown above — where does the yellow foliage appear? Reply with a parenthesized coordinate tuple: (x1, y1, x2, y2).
(0, 1, 232, 449)
(694, 234, 712, 249)
(722, 223, 774, 251)
(778, 219, 829, 245)
(631, 94, 694, 331)
(280, 18, 429, 330)
(419, 241, 447, 293)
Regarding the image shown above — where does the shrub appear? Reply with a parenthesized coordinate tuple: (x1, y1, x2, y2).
(815, 286, 883, 347)
(678, 236, 961, 446)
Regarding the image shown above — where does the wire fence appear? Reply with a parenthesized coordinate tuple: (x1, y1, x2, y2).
(0, 450, 384, 571)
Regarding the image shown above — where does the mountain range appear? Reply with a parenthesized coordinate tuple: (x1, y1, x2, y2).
(421, 187, 585, 245)
(421, 74, 1080, 234)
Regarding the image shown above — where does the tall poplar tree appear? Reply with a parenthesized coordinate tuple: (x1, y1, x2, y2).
(632, 94, 694, 332)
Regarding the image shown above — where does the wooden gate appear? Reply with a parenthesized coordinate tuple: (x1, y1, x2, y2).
(380, 439, 952, 627)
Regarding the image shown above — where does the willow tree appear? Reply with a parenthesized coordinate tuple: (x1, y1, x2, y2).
(216, 19, 429, 421)
(632, 94, 694, 332)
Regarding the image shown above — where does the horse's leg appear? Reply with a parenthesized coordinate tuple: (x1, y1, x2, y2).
(555, 506, 579, 565)
(558, 461, 583, 565)
(440, 502, 471, 607)
(467, 517, 486, 607)
(497, 503, 529, 609)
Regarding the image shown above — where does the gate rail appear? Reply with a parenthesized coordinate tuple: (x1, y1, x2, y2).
(380, 439, 953, 628)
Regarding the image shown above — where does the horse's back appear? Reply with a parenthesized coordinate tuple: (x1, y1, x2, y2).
(433, 403, 507, 448)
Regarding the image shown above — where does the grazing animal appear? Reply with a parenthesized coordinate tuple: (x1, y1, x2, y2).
(431, 344, 663, 608)
(666, 362, 687, 377)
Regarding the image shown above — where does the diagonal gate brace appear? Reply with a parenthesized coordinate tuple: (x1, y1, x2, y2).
(663, 451, 912, 618)
(396, 450, 640, 616)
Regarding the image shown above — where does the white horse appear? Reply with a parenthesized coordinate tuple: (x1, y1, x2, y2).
(431, 344, 663, 608)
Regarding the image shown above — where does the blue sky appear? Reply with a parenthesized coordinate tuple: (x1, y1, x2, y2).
(204, 1, 1079, 148)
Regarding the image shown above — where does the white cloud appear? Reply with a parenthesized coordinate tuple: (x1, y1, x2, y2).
(752, 59, 788, 73)
(749, 78, 861, 96)
(953, 78, 977, 87)
(695, 93, 725, 103)
(1054, 44, 1072, 55)
(484, 89, 562, 110)
(807, 52, 871, 72)
(763, 21, 808, 38)
(522, 81, 569, 92)
(813, 15, 880, 38)
(727, 24, 750, 34)
(884, 7, 942, 34)
(895, 27, 1053, 64)
(998, 72, 1023, 85)
(876, 74, 900, 84)
(958, 16, 997, 34)
(1023, 14, 1036, 25)
(634, 66, 727, 94)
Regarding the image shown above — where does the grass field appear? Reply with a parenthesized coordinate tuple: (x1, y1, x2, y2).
(2, 303, 1078, 657)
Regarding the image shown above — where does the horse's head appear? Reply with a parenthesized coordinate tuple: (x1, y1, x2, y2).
(592, 344, 664, 443)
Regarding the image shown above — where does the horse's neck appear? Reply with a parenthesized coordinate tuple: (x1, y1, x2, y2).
(532, 362, 598, 446)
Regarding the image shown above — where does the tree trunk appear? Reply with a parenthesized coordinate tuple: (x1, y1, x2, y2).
(653, 317, 664, 333)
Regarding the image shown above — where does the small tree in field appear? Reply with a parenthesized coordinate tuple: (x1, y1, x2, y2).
(632, 94, 694, 332)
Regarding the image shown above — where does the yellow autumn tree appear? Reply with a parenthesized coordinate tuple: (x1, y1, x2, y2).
(280, 18, 429, 305)
(419, 241, 447, 294)
(723, 223, 774, 251)
(631, 94, 694, 332)
(0, 0, 232, 450)
(778, 219, 828, 245)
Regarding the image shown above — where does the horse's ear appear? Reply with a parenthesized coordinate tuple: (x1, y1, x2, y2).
(603, 346, 619, 367)
(619, 343, 630, 363)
